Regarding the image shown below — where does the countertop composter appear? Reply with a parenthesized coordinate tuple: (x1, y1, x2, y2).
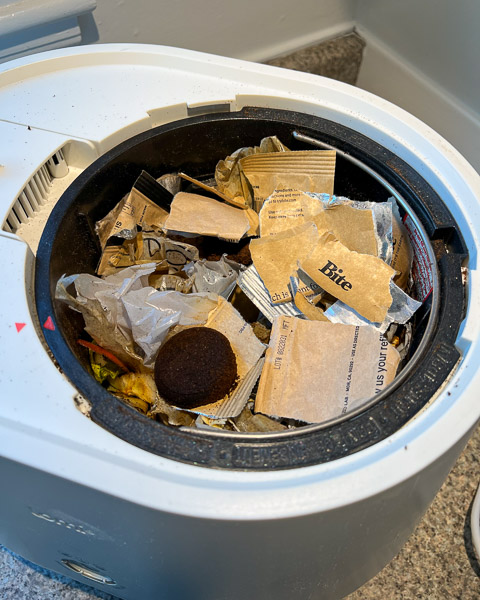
(1, 44, 480, 600)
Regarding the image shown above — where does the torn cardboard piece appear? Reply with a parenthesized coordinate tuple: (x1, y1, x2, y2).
(250, 222, 322, 304)
(255, 316, 400, 424)
(240, 150, 336, 213)
(299, 230, 395, 323)
(164, 192, 250, 242)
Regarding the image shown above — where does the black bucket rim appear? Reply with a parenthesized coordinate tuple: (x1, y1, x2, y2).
(34, 106, 467, 470)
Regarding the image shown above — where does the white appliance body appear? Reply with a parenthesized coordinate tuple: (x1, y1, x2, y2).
(0, 44, 479, 600)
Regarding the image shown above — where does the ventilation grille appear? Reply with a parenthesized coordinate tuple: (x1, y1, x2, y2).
(3, 149, 67, 234)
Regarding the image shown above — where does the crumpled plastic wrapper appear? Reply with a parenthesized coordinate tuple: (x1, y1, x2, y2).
(189, 255, 242, 298)
(56, 263, 219, 369)
(215, 135, 288, 206)
(149, 272, 194, 293)
(323, 281, 422, 334)
(157, 173, 182, 195)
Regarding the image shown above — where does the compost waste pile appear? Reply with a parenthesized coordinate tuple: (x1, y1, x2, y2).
(57, 135, 425, 432)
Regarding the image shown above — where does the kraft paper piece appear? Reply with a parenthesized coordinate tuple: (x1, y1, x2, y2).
(179, 172, 247, 209)
(259, 189, 322, 236)
(215, 135, 289, 205)
(255, 316, 400, 424)
(185, 298, 266, 418)
(164, 192, 250, 242)
(307, 193, 394, 263)
(299, 230, 395, 323)
(250, 222, 322, 304)
(240, 150, 336, 213)
(259, 190, 379, 259)
(311, 204, 377, 256)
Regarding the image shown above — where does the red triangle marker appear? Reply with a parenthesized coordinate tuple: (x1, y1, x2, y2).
(43, 316, 55, 331)
(15, 322, 26, 333)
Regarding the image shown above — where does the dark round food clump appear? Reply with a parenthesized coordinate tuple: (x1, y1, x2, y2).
(154, 327, 238, 409)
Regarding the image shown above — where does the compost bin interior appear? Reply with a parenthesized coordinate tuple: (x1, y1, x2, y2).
(34, 107, 467, 470)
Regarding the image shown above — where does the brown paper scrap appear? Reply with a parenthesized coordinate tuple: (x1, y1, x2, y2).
(255, 316, 400, 423)
(164, 192, 250, 242)
(294, 290, 329, 321)
(215, 135, 288, 205)
(178, 175, 260, 236)
(240, 150, 336, 213)
(250, 222, 322, 304)
(259, 189, 322, 236)
(299, 231, 395, 323)
(97, 244, 136, 277)
(179, 172, 246, 208)
(312, 204, 377, 256)
(260, 190, 379, 259)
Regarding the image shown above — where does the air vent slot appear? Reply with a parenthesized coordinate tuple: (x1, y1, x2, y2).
(46, 148, 68, 178)
(3, 163, 54, 234)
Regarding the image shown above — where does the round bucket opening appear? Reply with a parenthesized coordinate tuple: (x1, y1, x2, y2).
(35, 107, 467, 470)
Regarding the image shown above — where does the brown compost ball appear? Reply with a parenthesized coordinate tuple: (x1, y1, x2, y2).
(154, 327, 238, 409)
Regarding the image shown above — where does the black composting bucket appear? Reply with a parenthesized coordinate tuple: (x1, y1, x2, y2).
(35, 107, 467, 470)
